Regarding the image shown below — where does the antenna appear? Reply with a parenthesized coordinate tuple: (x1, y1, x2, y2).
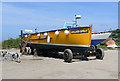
(35, 28, 38, 33)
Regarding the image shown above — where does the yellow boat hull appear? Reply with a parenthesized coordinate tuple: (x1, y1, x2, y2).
(22, 25, 92, 52)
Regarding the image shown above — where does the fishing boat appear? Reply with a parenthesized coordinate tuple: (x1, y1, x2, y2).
(91, 32, 111, 46)
(20, 15, 104, 62)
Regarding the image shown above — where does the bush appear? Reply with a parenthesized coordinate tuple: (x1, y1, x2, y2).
(2, 38, 20, 49)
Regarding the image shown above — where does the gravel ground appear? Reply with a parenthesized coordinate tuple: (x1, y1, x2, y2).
(1, 49, 118, 79)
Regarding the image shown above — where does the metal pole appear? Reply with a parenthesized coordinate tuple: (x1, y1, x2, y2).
(20, 30, 23, 53)
(75, 15, 77, 27)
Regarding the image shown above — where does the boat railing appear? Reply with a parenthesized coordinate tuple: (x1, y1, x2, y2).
(63, 22, 89, 28)
(63, 22, 75, 28)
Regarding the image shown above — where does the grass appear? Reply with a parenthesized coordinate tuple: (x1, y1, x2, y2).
(97, 45, 114, 50)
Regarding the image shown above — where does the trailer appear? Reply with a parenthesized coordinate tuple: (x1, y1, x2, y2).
(19, 15, 104, 63)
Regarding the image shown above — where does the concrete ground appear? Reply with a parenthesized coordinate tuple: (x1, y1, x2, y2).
(1, 49, 118, 79)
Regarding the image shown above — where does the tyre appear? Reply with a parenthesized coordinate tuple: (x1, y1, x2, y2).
(28, 48, 31, 55)
(96, 48, 104, 60)
(63, 49, 73, 63)
(25, 47, 31, 55)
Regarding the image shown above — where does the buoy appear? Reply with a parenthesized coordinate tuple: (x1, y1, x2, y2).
(106, 40, 115, 46)
(44, 33, 47, 37)
(47, 36, 50, 43)
(64, 30, 69, 35)
(55, 31, 59, 36)
(25, 35, 28, 38)
(37, 33, 40, 37)
(106, 40, 117, 48)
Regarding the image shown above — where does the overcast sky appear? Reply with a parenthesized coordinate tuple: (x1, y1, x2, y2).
(2, 2, 118, 41)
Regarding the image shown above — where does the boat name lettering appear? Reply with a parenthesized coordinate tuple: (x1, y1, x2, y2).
(71, 29, 88, 34)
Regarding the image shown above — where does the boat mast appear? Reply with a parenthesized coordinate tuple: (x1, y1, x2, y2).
(74, 15, 81, 27)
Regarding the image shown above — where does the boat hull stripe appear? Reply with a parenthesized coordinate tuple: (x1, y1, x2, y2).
(23, 27, 90, 35)
(28, 42, 90, 47)
(92, 39, 106, 41)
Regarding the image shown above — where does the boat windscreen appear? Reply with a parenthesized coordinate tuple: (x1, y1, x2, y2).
(63, 22, 76, 28)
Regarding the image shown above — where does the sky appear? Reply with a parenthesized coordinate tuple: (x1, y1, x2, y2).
(2, 2, 118, 41)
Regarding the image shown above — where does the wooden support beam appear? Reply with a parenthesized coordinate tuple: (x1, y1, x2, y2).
(21, 34, 31, 56)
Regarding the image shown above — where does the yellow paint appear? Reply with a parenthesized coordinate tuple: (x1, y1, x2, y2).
(22, 25, 92, 46)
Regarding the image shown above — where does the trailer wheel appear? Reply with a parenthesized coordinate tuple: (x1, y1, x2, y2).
(64, 49, 73, 63)
(96, 48, 104, 60)
(25, 47, 31, 55)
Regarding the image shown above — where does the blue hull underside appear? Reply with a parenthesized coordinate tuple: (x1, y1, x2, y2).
(91, 40, 105, 46)
(27, 43, 89, 52)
